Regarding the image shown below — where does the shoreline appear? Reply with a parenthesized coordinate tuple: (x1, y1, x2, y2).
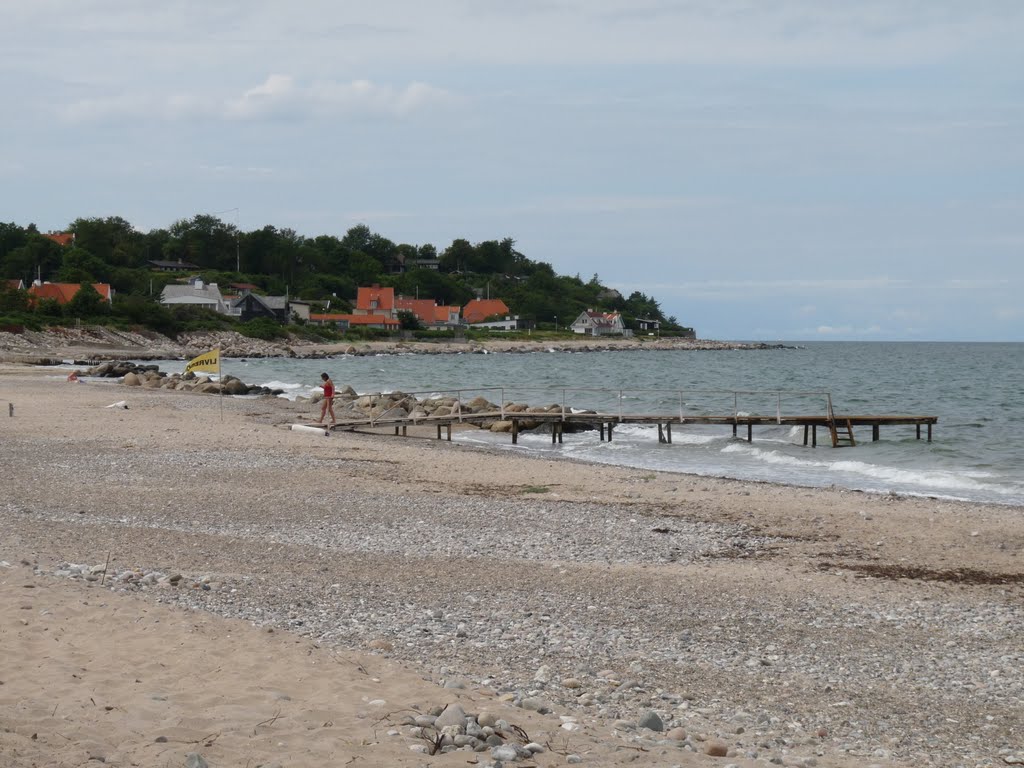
(17, 354, 1024, 509)
(0, 326, 790, 365)
(2, 365, 1021, 767)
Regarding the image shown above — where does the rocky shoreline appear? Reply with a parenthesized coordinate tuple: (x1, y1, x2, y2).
(0, 325, 790, 365)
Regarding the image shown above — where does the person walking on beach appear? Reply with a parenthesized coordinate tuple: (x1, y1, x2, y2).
(317, 372, 336, 426)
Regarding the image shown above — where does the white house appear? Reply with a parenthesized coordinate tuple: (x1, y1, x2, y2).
(570, 309, 630, 336)
(159, 278, 227, 314)
(470, 315, 532, 331)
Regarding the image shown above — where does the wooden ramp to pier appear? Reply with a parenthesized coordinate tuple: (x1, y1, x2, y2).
(312, 387, 938, 449)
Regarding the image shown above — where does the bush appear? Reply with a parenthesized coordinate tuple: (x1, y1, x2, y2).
(170, 306, 234, 335)
(238, 317, 286, 340)
(111, 295, 179, 336)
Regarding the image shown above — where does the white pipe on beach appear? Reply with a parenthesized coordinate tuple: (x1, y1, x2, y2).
(291, 424, 329, 436)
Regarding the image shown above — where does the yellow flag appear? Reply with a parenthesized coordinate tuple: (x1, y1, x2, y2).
(184, 347, 220, 375)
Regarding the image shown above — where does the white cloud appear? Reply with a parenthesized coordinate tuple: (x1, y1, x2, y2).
(301, 79, 455, 118)
(810, 324, 883, 336)
(630, 278, 910, 302)
(224, 74, 297, 120)
(815, 325, 853, 335)
(56, 75, 454, 123)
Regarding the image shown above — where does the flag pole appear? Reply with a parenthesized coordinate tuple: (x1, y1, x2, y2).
(218, 346, 223, 421)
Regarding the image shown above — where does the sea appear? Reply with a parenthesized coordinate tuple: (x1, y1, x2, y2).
(137, 342, 1024, 507)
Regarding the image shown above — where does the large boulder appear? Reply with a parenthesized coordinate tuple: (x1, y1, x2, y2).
(223, 377, 248, 395)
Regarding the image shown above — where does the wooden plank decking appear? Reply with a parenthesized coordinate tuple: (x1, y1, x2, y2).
(319, 409, 938, 447)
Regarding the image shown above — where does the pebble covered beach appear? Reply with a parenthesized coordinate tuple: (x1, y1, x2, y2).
(1, 359, 1022, 768)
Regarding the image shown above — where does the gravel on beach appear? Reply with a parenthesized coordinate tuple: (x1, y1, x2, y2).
(2, 369, 1022, 768)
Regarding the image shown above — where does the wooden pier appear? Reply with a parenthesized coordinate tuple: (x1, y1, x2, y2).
(315, 387, 938, 449)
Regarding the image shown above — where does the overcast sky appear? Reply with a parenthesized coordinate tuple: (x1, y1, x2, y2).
(3, 1, 1022, 340)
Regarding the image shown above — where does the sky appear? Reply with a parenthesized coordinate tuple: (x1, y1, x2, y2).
(2, 0, 1022, 341)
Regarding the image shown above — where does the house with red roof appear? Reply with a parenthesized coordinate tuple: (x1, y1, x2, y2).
(462, 298, 510, 325)
(4, 279, 25, 291)
(434, 305, 461, 326)
(355, 285, 396, 318)
(309, 313, 400, 330)
(28, 281, 114, 305)
(394, 297, 461, 328)
(43, 232, 75, 247)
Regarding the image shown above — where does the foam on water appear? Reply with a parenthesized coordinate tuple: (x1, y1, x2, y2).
(136, 343, 1024, 506)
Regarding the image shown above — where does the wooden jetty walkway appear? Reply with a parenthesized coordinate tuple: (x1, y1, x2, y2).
(317, 387, 937, 449)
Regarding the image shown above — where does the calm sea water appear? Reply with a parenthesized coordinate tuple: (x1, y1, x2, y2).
(146, 342, 1024, 507)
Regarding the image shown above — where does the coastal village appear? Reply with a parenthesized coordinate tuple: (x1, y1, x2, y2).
(4, 228, 684, 339)
(7, 274, 658, 338)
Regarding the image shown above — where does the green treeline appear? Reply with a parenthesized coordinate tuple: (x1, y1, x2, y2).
(0, 215, 689, 338)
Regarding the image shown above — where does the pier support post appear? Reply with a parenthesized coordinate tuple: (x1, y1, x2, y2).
(558, 422, 563, 444)
(732, 423, 737, 438)
(608, 423, 614, 441)
(446, 424, 452, 442)
(916, 424, 921, 440)
(747, 423, 753, 443)
(658, 423, 665, 443)
(803, 425, 809, 446)
(928, 424, 932, 442)
(812, 425, 817, 447)
(512, 419, 519, 444)
(437, 424, 442, 440)
(872, 425, 880, 442)
(666, 422, 672, 444)
(600, 423, 606, 442)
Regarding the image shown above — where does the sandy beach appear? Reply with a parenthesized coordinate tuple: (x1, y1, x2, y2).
(1, 363, 1021, 768)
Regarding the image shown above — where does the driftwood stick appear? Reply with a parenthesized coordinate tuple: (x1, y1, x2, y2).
(100, 552, 111, 586)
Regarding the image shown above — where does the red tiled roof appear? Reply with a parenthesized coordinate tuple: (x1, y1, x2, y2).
(394, 297, 437, 321)
(43, 232, 75, 247)
(356, 285, 395, 312)
(584, 310, 622, 327)
(310, 313, 399, 327)
(28, 282, 113, 305)
(434, 305, 460, 323)
(462, 298, 509, 324)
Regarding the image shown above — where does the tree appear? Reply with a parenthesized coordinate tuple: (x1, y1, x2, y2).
(167, 215, 238, 270)
(0, 282, 29, 313)
(69, 216, 141, 268)
(0, 222, 28, 264)
(4, 235, 64, 283)
(112, 294, 178, 335)
(439, 238, 475, 273)
(396, 309, 422, 330)
(58, 247, 109, 283)
(65, 283, 110, 318)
